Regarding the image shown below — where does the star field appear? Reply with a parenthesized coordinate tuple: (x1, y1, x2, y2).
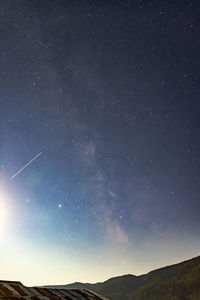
(0, 0, 200, 285)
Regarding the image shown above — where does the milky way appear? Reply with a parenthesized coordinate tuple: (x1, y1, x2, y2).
(0, 1, 199, 286)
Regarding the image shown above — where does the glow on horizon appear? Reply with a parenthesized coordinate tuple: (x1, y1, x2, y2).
(0, 188, 13, 237)
(1, 227, 200, 286)
(0, 184, 199, 286)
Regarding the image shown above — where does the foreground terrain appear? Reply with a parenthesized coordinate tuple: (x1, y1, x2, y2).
(46, 256, 200, 300)
(0, 281, 108, 299)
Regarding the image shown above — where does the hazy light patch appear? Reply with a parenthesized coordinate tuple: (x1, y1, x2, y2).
(106, 221, 129, 245)
(0, 231, 135, 285)
(0, 187, 13, 237)
(0, 235, 84, 286)
(0, 183, 199, 286)
(0, 229, 199, 286)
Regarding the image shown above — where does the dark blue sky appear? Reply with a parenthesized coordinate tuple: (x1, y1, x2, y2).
(0, 0, 200, 285)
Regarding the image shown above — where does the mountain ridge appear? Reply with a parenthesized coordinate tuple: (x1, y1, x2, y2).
(43, 256, 200, 300)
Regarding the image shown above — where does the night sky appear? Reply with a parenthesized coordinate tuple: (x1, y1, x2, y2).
(0, 0, 200, 286)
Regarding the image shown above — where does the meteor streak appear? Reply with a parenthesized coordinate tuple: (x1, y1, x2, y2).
(10, 152, 42, 180)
